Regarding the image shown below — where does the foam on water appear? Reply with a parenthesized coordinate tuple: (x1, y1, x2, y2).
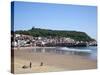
(58, 47, 91, 53)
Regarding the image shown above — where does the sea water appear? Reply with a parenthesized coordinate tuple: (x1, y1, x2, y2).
(32, 46, 97, 60)
(70, 46, 97, 60)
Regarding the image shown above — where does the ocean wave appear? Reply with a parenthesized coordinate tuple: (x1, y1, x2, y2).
(58, 47, 91, 53)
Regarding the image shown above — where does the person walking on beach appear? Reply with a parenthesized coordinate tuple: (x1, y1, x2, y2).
(40, 62, 43, 66)
(29, 62, 32, 68)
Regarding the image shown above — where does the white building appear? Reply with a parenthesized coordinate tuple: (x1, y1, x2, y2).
(65, 38, 75, 43)
(12, 41, 18, 47)
(15, 34, 20, 37)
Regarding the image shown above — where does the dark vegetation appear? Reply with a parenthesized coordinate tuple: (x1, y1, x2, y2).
(14, 27, 95, 42)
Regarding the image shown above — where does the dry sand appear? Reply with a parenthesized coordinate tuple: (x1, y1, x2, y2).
(13, 47, 97, 74)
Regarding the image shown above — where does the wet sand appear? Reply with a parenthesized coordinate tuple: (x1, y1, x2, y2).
(13, 47, 97, 74)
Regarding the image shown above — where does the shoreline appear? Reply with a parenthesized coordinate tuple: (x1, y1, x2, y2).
(13, 45, 97, 50)
(13, 46, 57, 50)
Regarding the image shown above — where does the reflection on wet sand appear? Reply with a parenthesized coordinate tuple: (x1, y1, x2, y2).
(32, 47, 91, 56)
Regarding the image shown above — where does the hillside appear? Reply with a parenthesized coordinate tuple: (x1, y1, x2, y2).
(15, 27, 94, 42)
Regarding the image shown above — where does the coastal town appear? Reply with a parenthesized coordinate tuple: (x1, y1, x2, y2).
(11, 33, 97, 47)
(11, 2, 97, 74)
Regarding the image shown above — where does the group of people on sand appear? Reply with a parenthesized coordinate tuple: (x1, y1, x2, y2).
(22, 62, 44, 69)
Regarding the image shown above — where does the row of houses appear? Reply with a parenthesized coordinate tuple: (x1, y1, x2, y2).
(11, 34, 76, 47)
(11, 34, 97, 47)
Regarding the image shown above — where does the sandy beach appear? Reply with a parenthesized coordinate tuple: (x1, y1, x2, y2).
(12, 47, 97, 74)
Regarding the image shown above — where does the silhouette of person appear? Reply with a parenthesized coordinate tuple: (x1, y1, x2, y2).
(30, 62, 32, 68)
(40, 62, 43, 66)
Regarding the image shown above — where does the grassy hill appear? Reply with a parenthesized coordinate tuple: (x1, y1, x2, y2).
(15, 27, 94, 42)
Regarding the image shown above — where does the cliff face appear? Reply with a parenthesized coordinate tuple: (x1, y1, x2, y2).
(15, 28, 94, 42)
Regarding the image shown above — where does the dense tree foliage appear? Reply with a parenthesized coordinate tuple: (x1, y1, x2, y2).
(15, 27, 94, 42)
